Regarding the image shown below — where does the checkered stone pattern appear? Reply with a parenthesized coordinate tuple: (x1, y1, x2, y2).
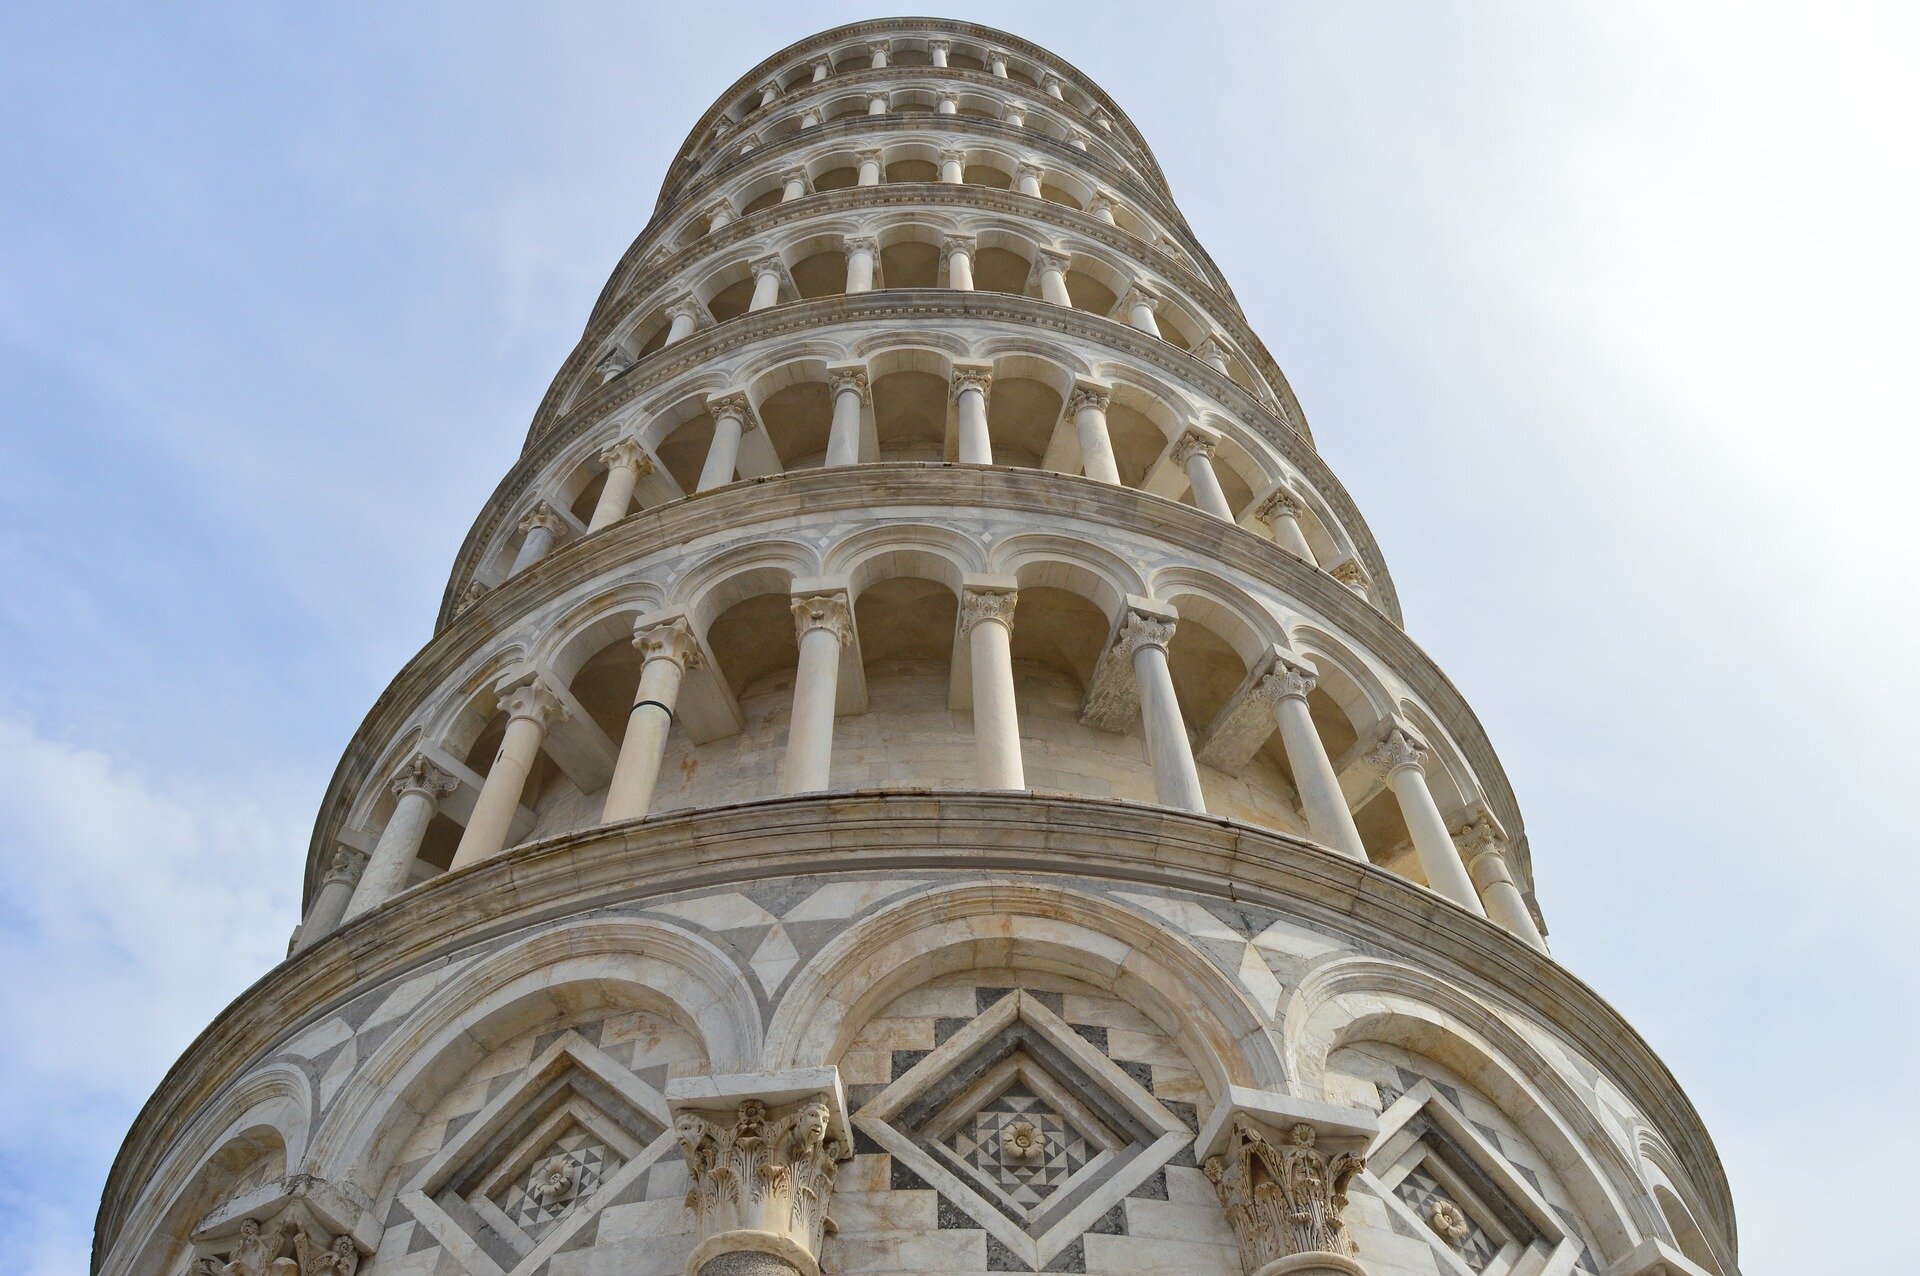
(948, 1086, 1094, 1216)
(830, 973, 1242, 1275)
(1394, 1165, 1499, 1272)
(1329, 1044, 1603, 1275)
(496, 1125, 622, 1240)
(363, 1009, 705, 1276)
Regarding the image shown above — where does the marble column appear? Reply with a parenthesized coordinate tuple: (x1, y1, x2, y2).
(800, 107, 821, 128)
(1265, 661, 1368, 861)
(698, 393, 755, 492)
(1043, 74, 1066, 101)
(344, 755, 455, 921)
(810, 58, 830, 82)
(988, 49, 1010, 77)
(824, 366, 869, 467)
(844, 235, 878, 293)
(779, 168, 808, 202)
(1003, 101, 1028, 128)
(1255, 487, 1317, 562)
(1033, 248, 1072, 306)
(856, 149, 883, 186)
(1172, 427, 1234, 520)
(1015, 162, 1044, 198)
(1068, 385, 1121, 485)
(292, 846, 367, 952)
(867, 93, 888, 116)
(706, 201, 735, 233)
(939, 148, 965, 184)
(509, 502, 564, 576)
(961, 587, 1024, 789)
(664, 297, 706, 346)
(759, 80, 780, 108)
(1195, 335, 1231, 373)
(929, 39, 950, 68)
(1458, 818, 1549, 950)
(1118, 609, 1206, 812)
(1120, 285, 1162, 336)
(867, 40, 889, 69)
(951, 364, 993, 464)
(1371, 727, 1486, 915)
(602, 616, 702, 823)
(1092, 108, 1114, 132)
(1088, 192, 1118, 225)
(1069, 129, 1090, 152)
(450, 680, 563, 871)
(779, 591, 853, 794)
(941, 234, 976, 290)
(748, 256, 786, 311)
(587, 438, 653, 532)
(936, 92, 958, 116)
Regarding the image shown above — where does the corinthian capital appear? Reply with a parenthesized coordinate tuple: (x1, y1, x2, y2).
(1066, 384, 1111, 416)
(790, 590, 854, 645)
(496, 678, 565, 730)
(939, 232, 976, 262)
(1119, 283, 1161, 313)
(706, 391, 759, 432)
(389, 753, 457, 802)
(827, 365, 870, 401)
(322, 845, 368, 887)
(598, 436, 653, 474)
(1329, 558, 1371, 595)
(1113, 607, 1177, 658)
(517, 501, 564, 536)
(1255, 655, 1318, 705)
(1370, 725, 1428, 777)
(674, 1091, 848, 1276)
(594, 348, 634, 382)
(1254, 486, 1306, 524)
(1205, 1119, 1365, 1273)
(633, 614, 703, 669)
(960, 587, 1018, 632)
(950, 362, 992, 402)
(1170, 426, 1219, 466)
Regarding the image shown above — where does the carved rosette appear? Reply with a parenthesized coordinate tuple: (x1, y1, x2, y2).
(676, 1095, 847, 1276)
(1204, 1121, 1366, 1276)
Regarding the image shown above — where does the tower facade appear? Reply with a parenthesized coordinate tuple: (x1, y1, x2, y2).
(98, 20, 1738, 1276)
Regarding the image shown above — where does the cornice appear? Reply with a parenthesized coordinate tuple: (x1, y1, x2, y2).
(311, 468, 1512, 907)
(102, 793, 1728, 1268)
(660, 18, 1169, 204)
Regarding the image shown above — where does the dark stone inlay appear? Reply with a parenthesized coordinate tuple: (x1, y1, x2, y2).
(1086, 1201, 1127, 1235)
(986, 1234, 1034, 1271)
(891, 1048, 931, 1079)
(937, 1195, 981, 1229)
(890, 1156, 933, 1190)
(1042, 1236, 1087, 1271)
(1125, 1168, 1167, 1201)
(1070, 1024, 1109, 1055)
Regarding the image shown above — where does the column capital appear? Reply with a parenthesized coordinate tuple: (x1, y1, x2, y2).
(1114, 605, 1178, 658)
(790, 590, 854, 646)
(779, 165, 809, 187)
(1453, 812, 1507, 857)
(758, 77, 781, 98)
(810, 56, 832, 76)
(937, 91, 959, 112)
(939, 231, 977, 261)
(665, 294, 707, 324)
(705, 390, 760, 432)
(1069, 127, 1092, 150)
(389, 753, 457, 802)
(1088, 190, 1117, 213)
(1193, 331, 1229, 362)
(1003, 100, 1030, 122)
(853, 146, 884, 165)
(1329, 557, 1372, 596)
(321, 844, 368, 888)
(1042, 74, 1066, 96)
(1066, 382, 1112, 415)
(1170, 424, 1220, 465)
(1119, 283, 1162, 313)
(960, 586, 1019, 632)
(866, 39, 891, 57)
(633, 614, 703, 670)
(1015, 159, 1046, 182)
(927, 37, 951, 56)
(950, 361, 993, 402)
(593, 347, 634, 381)
(496, 676, 565, 730)
(987, 47, 1012, 65)
(750, 253, 789, 281)
(704, 198, 735, 224)
(1370, 724, 1428, 777)
(842, 232, 879, 255)
(516, 500, 564, 536)
(598, 436, 653, 475)
(827, 364, 870, 402)
(456, 580, 489, 613)
(867, 91, 890, 109)
(1204, 1116, 1368, 1274)
(1092, 107, 1115, 130)
(1254, 485, 1306, 524)
(1254, 652, 1320, 704)
(939, 145, 968, 167)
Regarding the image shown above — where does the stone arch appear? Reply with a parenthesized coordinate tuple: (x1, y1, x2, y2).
(988, 532, 1143, 620)
(1634, 1128, 1732, 1273)
(824, 522, 984, 594)
(534, 578, 671, 688)
(1396, 698, 1479, 815)
(1285, 955, 1655, 1259)
(309, 917, 759, 1196)
(419, 642, 536, 758)
(762, 883, 1285, 1097)
(109, 1064, 312, 1276)
(672, 538, 820, 635)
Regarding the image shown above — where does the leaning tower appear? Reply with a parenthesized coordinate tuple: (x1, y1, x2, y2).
(98, 18, 1740, 1276)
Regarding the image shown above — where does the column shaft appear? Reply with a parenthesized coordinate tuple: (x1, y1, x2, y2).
(845, 243, 876, 293)
(1384, 760, 1487, 915)
(1037, 262, 1071, 307)
(945, 243, 975, 290)
(939, 153, 964, 183)
(666, 308, 699, 345)
(825, 376, 866, 467)
(1072, 393, 1121, 484)
(965, 599, 1024, 789)
(780, 623, 843, 793)
(748, 268, 781, 311)
(955, 383, 992, 464)
(345, 787, 436, 920)
(509, 522, 555, 575)
(698, 412, 744, 491)
(1132, 642, 1206, 812)
(1274, 692, 1368, 861)
(857, 154, 882, 185)
(1183, 448, 1234, 520)
(450, 701, 552, 872)
(602, 655, 688, 823)
(587, 459, 642, 532)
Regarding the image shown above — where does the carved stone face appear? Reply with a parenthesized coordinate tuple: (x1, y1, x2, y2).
(794, 1100, 831, 1147)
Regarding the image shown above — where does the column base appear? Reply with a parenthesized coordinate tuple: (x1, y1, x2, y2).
(1254, 1254, 1368, 1276)
(688, 1230, 816, 1276)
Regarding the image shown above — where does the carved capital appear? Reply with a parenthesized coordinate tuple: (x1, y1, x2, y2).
(676, 1093, 847, 1275)
(706, 391, 759, 432)
(1204, 1119, 1365, 1272)
(867, 39, 890, 58)
(1066, 385, 1111, 416)
(665, 294, 707, 324)
(827, 366, 870, 402)
(598, 436, 653, 475)
(456, 580, 489, 613)
(189, 1180, 369, 1276)
(594, 347, 633, 382)
(950, 364, 992, 402)
(843, 233, 879, 256)
(1255, 658, 1319, 706)
(779, 165, 809, 188)
(517, 501, 564, 536)
(705, 199, 735, 224)
(928, 38, 951, 56)
(634, 615, 703, 670)
(853, 147, 884, 166)
(939, 146, 968, 167)
(750, 253, 788, 281)
(939, 232, 977, 262)
(1119, 284, 1162, 313)
(790, 591, 854, 646)
(1016, 160, 1046, 183)
(810, 57, 832, 76)
(960, 587, 1019, 633)
(1170, 427, 1218, 466)
(1369, 725, 1427, 777)
(1088, 190, 1117, 214)
(1033, 246, 1072, 275)
(321, 845, 368, 888)
(389, 754, 457, 803)
(1003, 101, 1030, 123)
(497, 678, 565, 730)
(1114, 607, 1177, 659)
(1329, 558, 1371, 595)
(1255, 487, 1306, 524)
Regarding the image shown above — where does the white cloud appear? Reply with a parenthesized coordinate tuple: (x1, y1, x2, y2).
(0, 716, 300, 1275)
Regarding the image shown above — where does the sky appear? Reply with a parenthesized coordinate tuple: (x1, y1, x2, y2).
(2, 3, 1915, 1271)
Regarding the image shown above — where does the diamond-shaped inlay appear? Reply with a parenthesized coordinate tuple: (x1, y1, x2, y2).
(1395, 1164, 1499, 1272)
(400, 1030, 677, 1276)
(858, 990, 1189, 1270)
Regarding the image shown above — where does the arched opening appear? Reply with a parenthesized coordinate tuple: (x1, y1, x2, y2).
(813, 163, 859, 192)
(871, 368, 948, 461)
(757, 377, 833, 470)
(985, 373, 1064, 470)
